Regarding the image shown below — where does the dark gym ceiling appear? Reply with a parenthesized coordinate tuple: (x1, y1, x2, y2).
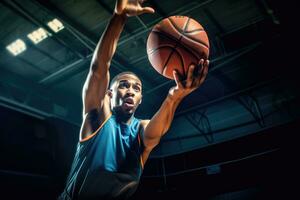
(0, 0, 298, 155)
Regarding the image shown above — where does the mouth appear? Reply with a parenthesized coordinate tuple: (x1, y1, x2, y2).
(123, 97, 135, 109)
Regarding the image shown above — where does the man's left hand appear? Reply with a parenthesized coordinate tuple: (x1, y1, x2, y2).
(169, 59, 209, 101)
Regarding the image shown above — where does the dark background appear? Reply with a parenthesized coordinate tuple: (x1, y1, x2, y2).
(0, 0, 298, 199)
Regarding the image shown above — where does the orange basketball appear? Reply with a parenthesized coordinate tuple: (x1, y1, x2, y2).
(147, 16, 210, 79)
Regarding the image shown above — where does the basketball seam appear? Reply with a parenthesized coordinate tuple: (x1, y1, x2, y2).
(183, 17, 191, 33)
(173, 48, 185, 78)
(184, 28, 204, 33)
(161, 42, 179, 77)
(168, 17, 209, 49)
(178, 17, 192, 77)
(151, 31, 200, 61)
(161, 17, 190, 78)
(180, 33, 210, 49)
(149, 16, 209, 78)
(151, 30, 180, 46)
(184, 29, 205, 34)
(162, 48, 185, 79)
(181, 34, 209, 53)
(168, 17, 205, 36)
(176, 36, 185, 77)
(147, 44, 179, 56)
(168, 18, 185, 34)
(148, 46, 177, 74)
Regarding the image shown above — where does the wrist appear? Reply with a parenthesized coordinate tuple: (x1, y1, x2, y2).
(167, 92, 184, 105)
(112, 12, 127, 21)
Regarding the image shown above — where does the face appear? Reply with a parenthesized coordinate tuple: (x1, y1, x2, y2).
(110, 74, 142, 115)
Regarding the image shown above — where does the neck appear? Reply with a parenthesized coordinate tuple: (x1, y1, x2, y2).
(113, 108, 134, 124)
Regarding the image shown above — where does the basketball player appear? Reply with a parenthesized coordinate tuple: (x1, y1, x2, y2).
(59, 0, 209, 199)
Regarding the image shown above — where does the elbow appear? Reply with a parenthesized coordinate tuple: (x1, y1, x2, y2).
(144, 140, 159, 152)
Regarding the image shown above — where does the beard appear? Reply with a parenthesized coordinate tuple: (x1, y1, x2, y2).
(113, 105, 136, 123)
(113, 101, 136, 115)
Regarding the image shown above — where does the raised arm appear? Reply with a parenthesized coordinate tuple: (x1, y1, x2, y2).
(82, 14, 125, 116)
(82, 0, 154, 116)
(80, 1, 154, 141)
(142, 60, 209, 153)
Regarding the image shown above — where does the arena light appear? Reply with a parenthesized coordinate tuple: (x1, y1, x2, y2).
(6, 39, 26, 56)
(27, 28, 49, 44)
(47, 18, 64, 33)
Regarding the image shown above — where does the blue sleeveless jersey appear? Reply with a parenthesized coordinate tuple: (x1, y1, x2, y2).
(60, 113, 144, 199)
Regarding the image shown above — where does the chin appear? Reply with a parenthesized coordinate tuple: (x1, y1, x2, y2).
(123, 108, 135, 115)
(114, 104, 137, 115)
(116, 105, 133, 115)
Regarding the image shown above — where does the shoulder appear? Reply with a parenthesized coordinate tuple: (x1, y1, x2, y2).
(139, 119, 150, 129)
(138, 119, 150, 137)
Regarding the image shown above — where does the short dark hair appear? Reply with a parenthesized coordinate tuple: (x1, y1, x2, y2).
(109, 71, 141, 89)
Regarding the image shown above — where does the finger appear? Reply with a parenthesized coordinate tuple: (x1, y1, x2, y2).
(138, 7, 155, 14)
(198, 59, 204, 66)
(186, 64, 195, 88)
(194, 63, 207, 86)
(173, 70, 184, 88)
(198, 59, 204, 69)
(194, 59, 204, 76)
(198, 64, 209, 85)
(195, 59, 204, 77)
(204, 59, 209, 68)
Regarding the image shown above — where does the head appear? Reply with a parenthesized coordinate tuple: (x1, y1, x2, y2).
(108, 72, 143, 116)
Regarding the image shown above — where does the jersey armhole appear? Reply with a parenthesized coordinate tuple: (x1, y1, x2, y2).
(137, 132, 144, 169)
(79, 113, 112, 143)
(138, 123, 146, 170)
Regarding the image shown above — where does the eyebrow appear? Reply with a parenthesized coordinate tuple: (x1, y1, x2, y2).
(119, 80, 142, 87)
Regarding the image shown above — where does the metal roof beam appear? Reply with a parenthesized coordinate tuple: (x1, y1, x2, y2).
(175, 76, 280, 118)
(34, 0, 214, 84)
(144, 42, 261, 95)
(28, 43, 64, 66)
(0, 67, 80, 125)
(32, 0, 154, 86)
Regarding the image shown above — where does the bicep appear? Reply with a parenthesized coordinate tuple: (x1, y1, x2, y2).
(82, 65, 110, 115)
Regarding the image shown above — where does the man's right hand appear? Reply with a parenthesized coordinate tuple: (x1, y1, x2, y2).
(115, 0, 155, 16)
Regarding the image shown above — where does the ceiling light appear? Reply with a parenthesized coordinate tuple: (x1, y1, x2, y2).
(6, 39, 26, 56)
(27, 28, 49, 44)
(47, 18, 64, 33)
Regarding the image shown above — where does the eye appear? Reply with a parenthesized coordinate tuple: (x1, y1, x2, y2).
(118, 83, 124, 88)
(119, 82, 129, 88)
(133, 85, 141, 92)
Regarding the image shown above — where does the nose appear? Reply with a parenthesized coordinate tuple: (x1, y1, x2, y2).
(126, 87, 135, 96)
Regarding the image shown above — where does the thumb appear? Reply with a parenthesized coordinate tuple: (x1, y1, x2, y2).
(173, 70, 183, 88)
(115, 0, 127, 15)
(137, 7, 155, 15)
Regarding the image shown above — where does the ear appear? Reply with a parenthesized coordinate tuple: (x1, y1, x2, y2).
(139, 95, 142, 105)
(107, 89, 113, 98)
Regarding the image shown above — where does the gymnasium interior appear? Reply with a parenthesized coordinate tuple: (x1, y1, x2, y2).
(0, 0, 297, 199)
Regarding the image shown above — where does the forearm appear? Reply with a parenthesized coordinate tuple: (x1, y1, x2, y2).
(144, 94, 183, 141)
(91, 13, 126, 72)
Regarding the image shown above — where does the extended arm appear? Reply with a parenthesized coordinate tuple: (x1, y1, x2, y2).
(142, 60, 209, 151)
(82, 13, 126, 115)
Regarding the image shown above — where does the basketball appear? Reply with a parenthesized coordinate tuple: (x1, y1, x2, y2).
(147, 16, 210, 79)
